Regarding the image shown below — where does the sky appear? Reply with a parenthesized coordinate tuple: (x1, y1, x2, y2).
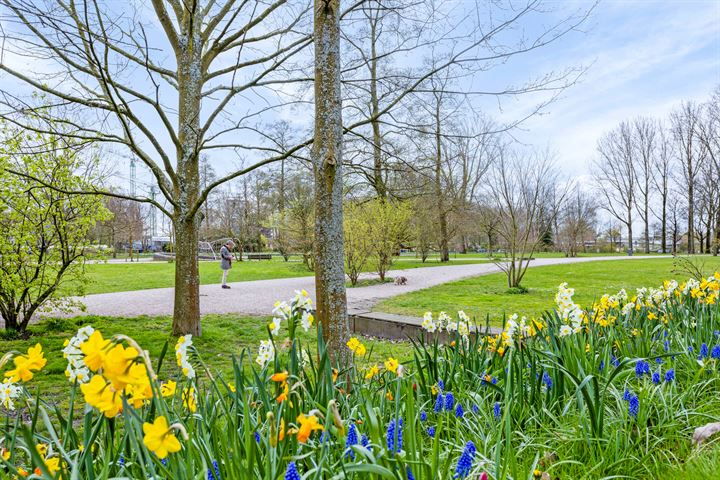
(508, 0, 720, 178)
(0, 0, 718, 193)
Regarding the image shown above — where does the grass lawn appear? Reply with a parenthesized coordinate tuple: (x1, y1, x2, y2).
(77, 255, 489, 295)
(376, 257, 720, 325)
(0, 314, 412, 409)
(77, 252, 666, 296)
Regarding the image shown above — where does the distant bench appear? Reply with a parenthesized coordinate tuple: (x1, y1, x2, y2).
(245, 253, 272, 260)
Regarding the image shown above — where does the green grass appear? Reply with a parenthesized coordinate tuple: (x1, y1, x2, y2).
(376, 257, 720, 325)
(662, 442, 720, 479)
(77, 251, 662, 296)
(0, 314, 411, 408)
(77, 255, 488, 295)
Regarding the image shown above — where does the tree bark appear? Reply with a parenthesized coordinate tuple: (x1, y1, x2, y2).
(643, 181, 650, 254)
(661, 195, 667, 254)
(715, 208, 720, 256)
(687, 155, 695, 254)
(626, 207, 634, 256)
(435, 101, 449, 262)
(172, 18, 203, 335)
(173, 217, 201, 336)
(313, 0, 350, 366)
(369, 17, 386, 200)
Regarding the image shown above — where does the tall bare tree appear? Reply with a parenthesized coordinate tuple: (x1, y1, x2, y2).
(651, 125, 673, 254)
(488, 148, 561, 288)
(671, 101, 706, 254)
(697, 86, 720, 254)
(558, 186, 597, 257)
(632, 117, 656, 254)
(0, 0, 313, 335)
(595, 121, 636, 255)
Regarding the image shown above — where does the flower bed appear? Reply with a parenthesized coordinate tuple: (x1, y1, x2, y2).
(1, 277, 720, 478)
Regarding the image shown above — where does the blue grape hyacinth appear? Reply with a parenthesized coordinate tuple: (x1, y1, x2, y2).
(434, 392, 444, 413)
(635, 360, 650, 377)
(623, 389, 632, 401)
(444, 392, 455, 411)
(628, 394, 639, 418)
(386, 418, 403, 454)
(542, 371, 553, 389)
(285, 462, 301, 480)
(207, 460, 220, 480)
(345, 423, 358, 459)
(454, 441, 476, 479)
(711, 345, 720, 359)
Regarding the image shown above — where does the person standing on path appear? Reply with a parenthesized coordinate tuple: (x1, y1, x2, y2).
(220, 240, 235, 289)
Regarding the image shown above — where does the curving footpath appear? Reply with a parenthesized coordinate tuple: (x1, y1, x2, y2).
(50, 255, 670, 319)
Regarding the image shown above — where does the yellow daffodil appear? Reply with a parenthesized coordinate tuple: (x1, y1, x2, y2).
(384, 357, 399, 374)
(270, 371, 289, 383)
(346, 337, 367, 356)
(142, 416, 181, 459)
(182, 387, 197, 413)
(125, 378, 153, 408)
(5, 344, 46, 383)
(279, 418, 287, 442)
(296, 413, 323, 443)
(80, 331, 110, 372)
(161, 380, 177, 397)
(80, 375, 123, 418)
(277, 381, 289, 404)
(101, 344, 142, 391)
(43, 457, 60, 475)
(364, 365, 380, 379)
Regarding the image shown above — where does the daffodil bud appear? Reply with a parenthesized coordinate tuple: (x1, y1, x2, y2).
(267, 412, 277, 447)
(328, 399, 344, 436)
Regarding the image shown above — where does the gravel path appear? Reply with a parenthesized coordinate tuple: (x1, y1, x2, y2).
(49, 255, 669, 319)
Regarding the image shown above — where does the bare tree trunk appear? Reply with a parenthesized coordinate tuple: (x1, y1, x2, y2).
(715, 208, 720, 256)
(172, 24, 203, 335)
(661, 196, 667, 253)
(173, 217, 201, 335)
(369, 17, 386, 200)
(644, 190, 650, 254)
(313, 0, 349, 365)
(706, 212, 712, 253)
(435, 101, 449, 262)
(627, 212, 634, 256)
(688, 162, 695, 254)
